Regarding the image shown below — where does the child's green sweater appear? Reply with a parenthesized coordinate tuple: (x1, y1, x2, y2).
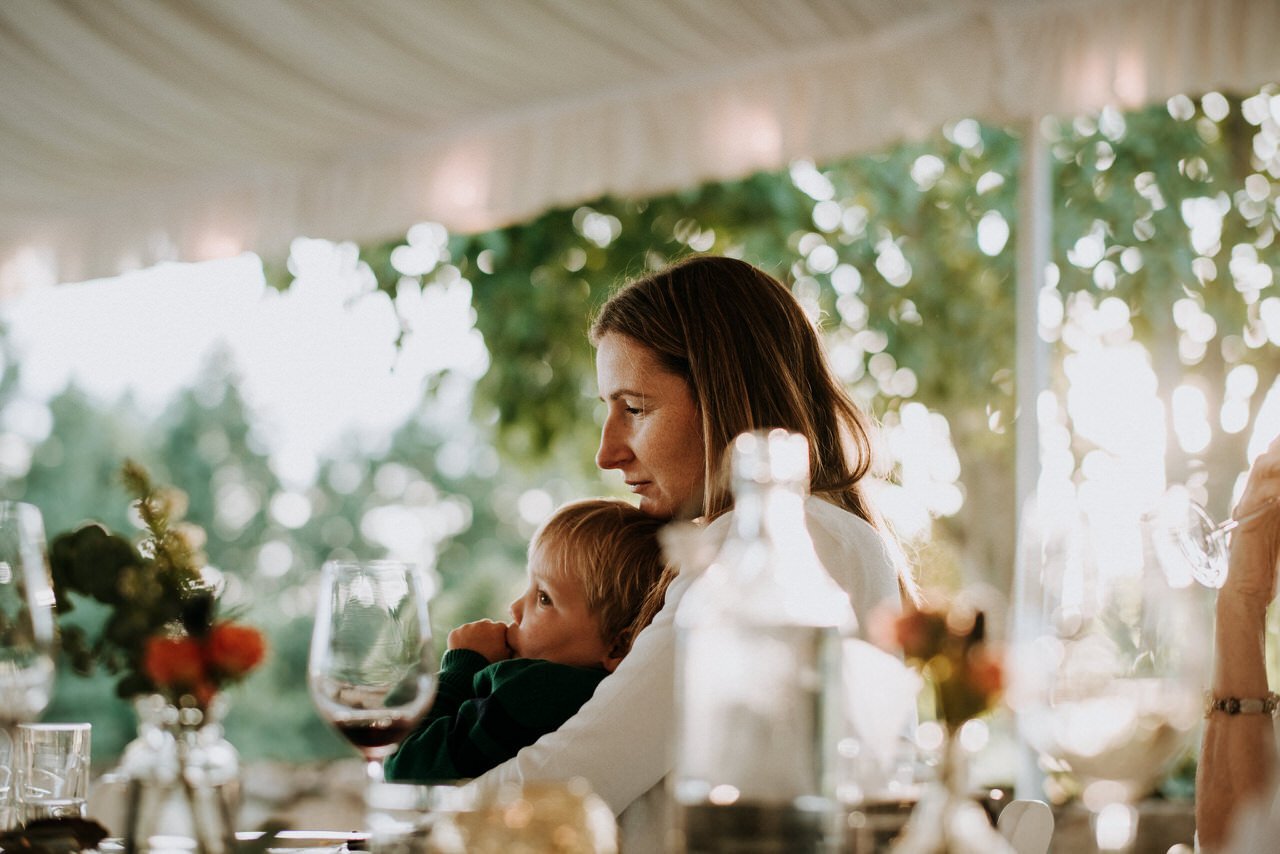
(384, 648, 607, 783)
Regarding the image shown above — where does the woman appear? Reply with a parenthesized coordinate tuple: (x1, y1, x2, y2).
(1196, 434, 1280, 852)
(463, 255, 913, 849)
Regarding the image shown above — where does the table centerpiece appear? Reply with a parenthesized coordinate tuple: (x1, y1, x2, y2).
(48, 460, 266, 854)
(878, 597, 1013, 854)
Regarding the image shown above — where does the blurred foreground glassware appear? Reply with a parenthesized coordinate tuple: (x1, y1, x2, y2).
(365, 782, 437, 854)
(14, 722, 90, 822)
(429, 779, 615, 854)
(673, 430, 858, 852)
(1009, 494, 1210, 853)
(0, 502, 58, 829)
(365, 783, 480, 854)
(309, 561, 436, 786)
(1149, 492, 1280, 588)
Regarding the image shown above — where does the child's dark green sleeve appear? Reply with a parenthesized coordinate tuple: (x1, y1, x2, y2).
(383, 655, 607, 784)
(423, 649, 490, 723)
(384, 649, 488, 780)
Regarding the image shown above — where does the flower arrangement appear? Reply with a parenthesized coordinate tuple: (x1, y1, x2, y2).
(885, 597, 1003, 731)
(48, 460, 265, 708)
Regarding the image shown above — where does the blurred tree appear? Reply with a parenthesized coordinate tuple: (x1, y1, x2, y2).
(24, 387, 147, 751)
(153, 348, 281, 588)
(22, 387, 143, 536)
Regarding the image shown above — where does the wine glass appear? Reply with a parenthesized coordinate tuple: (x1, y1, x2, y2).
(1008, 493, 1210, 853)
(309, 560, 436, 786)
(1149, 491, 1280, 588)
(0, 502, 58, 829)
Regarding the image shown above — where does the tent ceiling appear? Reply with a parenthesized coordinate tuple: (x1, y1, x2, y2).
(1, 0, 1277, 291)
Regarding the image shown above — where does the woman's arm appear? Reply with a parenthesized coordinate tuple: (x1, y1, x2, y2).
(1196, 436, 1280, 851)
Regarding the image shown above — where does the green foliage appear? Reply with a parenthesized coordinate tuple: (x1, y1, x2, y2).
(353, 91, 1278, 591)
(47, 462, 215, 700)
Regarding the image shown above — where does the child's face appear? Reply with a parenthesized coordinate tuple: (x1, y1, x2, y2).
(507, 545, 614, 670)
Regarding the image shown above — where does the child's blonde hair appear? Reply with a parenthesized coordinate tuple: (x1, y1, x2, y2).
(531, 498, 670, 658)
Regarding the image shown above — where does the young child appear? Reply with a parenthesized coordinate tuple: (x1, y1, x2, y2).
(384, 497, 669, 783)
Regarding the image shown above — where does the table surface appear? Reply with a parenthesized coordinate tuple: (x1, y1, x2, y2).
(98, 832, 368, 853)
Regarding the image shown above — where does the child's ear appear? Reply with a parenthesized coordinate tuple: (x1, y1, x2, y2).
(603, 631, 632, 673)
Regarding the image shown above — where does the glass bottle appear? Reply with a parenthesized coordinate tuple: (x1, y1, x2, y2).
(673, 429, 858, 853)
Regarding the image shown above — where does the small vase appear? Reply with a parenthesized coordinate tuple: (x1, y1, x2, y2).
(891, 729, 1014, 854)
(117, 694, 240, 854)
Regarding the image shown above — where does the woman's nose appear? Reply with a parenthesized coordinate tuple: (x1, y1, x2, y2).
(509, 597, 522, 622)
(595, 415, 632, 471)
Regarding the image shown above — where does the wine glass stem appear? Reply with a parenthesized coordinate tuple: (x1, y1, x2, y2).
(366, 758, 385, 785)
(1219, 495, 1280, 536)
(1091, 801, 1138, 853)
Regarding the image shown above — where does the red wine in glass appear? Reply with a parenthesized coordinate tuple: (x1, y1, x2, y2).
(332, 716, 418, 755)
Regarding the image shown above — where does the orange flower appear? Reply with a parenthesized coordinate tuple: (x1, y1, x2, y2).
(966, 648, 1004, 698)
(144, 637, 205, 688)
(894, 609, 948, 661)
(205, 622, 266, 678)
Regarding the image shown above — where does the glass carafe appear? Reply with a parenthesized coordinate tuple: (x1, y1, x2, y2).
(673, 429, 858, 853)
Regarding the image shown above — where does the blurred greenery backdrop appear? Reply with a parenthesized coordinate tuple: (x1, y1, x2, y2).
(2, 86, 1278, 771)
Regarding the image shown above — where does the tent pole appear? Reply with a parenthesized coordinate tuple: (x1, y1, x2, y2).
(1012, 115, 1051, 801)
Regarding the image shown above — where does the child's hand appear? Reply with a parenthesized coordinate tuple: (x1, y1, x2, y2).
(447, 619, 513, 663)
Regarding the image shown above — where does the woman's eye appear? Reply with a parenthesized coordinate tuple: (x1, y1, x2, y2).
(538, 592, 552, 606)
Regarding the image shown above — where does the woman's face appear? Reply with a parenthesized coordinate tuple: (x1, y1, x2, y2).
(595, 333, 705, 518)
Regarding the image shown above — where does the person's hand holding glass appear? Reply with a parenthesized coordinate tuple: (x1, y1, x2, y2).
(308, 560, 436, 786)
(0, 502, 58, 829)
(1151, 490, 1280, 588)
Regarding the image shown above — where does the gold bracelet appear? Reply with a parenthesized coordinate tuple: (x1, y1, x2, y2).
(1204, 691, 1280, 718)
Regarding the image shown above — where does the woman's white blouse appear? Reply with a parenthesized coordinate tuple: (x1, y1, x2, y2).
(462, 496, 903, 853)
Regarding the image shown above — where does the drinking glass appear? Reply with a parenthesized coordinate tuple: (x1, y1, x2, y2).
(1008, 494, 1210, 853)
(0, 502, 58, 829)
(309, 560, 436, 785)
(14, 722, 90, 821)
(1150, 492, 1280, 588)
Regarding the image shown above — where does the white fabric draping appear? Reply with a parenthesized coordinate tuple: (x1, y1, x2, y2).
(1, 0, 1277, 292)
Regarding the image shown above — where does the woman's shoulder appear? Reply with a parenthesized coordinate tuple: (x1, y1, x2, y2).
(802, 496, 901, 619)
(704, 495, 889, 561)
(802, 495, 891, 557)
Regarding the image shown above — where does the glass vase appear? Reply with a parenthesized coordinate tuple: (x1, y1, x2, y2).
(891, 729, 1014, 854)
(117, 694, 240, 854)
